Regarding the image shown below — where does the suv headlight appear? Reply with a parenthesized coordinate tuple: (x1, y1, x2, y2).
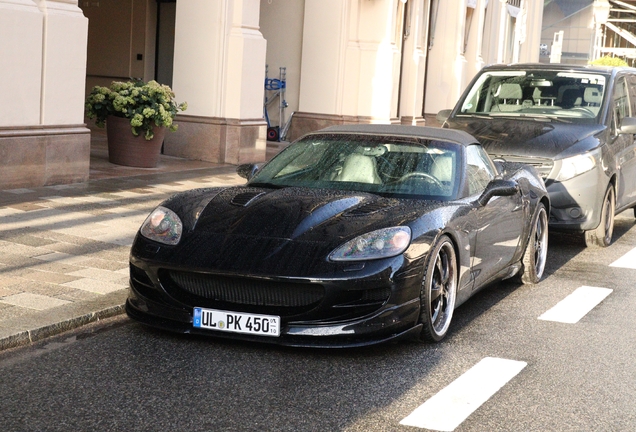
(329, 227, 411, 261)
(555, 152, 597, 182)
(140, 206, 183, 245)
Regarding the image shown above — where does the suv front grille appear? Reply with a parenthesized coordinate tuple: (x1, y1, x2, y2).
(493, 155, 554, 180)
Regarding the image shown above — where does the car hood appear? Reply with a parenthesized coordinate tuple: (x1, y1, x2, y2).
(191, 186, 423, 241)
(152, 186, 447, 276)
(446, 118, 605, 159)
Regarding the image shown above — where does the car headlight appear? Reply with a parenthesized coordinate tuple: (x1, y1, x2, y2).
(555, 152, 597, 182)
(329, 227, 411, 262)
(140, 206, 183, 245)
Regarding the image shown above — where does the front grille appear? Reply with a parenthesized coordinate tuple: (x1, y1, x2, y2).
(494, 155, 554, 180)
(164, 270, 324, 308)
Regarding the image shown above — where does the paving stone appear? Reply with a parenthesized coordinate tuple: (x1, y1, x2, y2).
(5, 188, 36, 194)
(65, 258, 127, 272)
(0, 304, 35, 321)
(0, 284, 23, 296)
(54, 290, 102, 302)
(66, 268, 129, 282)
(0, 242, 44, 258)
(62, 278, 128, 295)
(18, 270, 82, 285)
(2, 234, 58, 247)
(0, 293, 71, 310)
(33, 251, 93, 265)
(6, 202, 49, 212)
(86, 248, 130, 262)
(0, 253, 43, 267)
(27, 261, 85, 275)
(11, 280, 79, 297)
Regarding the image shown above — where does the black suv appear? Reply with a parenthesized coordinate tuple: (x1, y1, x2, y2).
(438, 63, 636, 247)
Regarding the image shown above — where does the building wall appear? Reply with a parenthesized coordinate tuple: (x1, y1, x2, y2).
(0, 0, 90, 190)
(541, 1, 593, 64)
(0, 0, 547, 190)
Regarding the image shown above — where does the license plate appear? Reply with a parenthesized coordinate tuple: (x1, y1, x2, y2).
(193, 307, 280, 337)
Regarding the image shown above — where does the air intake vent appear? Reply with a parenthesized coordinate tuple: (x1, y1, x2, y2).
(346, 202, 391, 216)
(231, 191, 264, 206)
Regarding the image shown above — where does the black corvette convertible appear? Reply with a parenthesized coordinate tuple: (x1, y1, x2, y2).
(126, 125, 549, 347)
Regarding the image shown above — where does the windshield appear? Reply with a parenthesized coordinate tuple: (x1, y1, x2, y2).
(458, 70, 608, 122)
(249, 134, 461, 199)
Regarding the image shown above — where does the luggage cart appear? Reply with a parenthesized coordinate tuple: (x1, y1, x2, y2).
(264, 65, 293, 142)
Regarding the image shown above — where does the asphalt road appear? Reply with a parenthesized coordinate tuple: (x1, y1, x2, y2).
(1, 213, 635, 432)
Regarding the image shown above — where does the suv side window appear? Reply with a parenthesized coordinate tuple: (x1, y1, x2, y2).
(465, 145, 495, 195)
(612, 77, 631, 136)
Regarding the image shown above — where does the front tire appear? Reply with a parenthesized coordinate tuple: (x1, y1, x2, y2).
(584, 185, 615, 248)
(518, 203, 548, 284)
(419, 235, 457, 342)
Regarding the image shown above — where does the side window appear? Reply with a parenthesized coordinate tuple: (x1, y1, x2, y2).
(465, 145, 495, 196)
(612, 78, 630, 135)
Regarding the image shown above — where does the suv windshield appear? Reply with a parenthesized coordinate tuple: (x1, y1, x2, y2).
(249, 134, 461, 199)
(458, 70, 608, 122)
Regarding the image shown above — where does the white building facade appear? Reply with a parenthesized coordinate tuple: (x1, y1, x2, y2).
(0, 0, 544, 189)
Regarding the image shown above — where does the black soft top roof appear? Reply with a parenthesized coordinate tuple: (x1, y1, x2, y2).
(311, 124, 479, 146)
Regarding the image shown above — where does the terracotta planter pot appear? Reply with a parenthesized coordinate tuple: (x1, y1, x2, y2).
(106, 115, 166, 168)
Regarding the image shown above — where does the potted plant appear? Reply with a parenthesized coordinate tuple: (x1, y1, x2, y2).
(85, 80, 187, 168)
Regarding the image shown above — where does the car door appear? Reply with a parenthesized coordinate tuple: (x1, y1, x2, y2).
(617, 74, 636, 207)
(611, 75, 636, 209)
(463, 145, 525, 289)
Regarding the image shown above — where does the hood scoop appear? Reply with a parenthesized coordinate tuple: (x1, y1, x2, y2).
(231, 191, 265, 206)
(346, 201, 393, 216)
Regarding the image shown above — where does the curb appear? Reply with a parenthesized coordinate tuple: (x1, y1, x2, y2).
(0, 290, 129, 352)
(0, 304, 126, 351)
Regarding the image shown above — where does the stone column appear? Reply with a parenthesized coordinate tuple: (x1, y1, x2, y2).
(0, 0, 90, 189)
(38, 0, 89, 125)
(518, 0, 543, 63)
(0, 1, 43, 127)
(423, 0, 468, 118)
(464, 0, 486, 88)
(399, 0, 429, 125)
(481, 0, 507, 64)
(290, 0, 404, 140)
(166, 0, 267, 164)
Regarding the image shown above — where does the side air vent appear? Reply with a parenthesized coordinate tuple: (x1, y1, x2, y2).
(346, 201, 391, 216)
(231, 191, 264, 206)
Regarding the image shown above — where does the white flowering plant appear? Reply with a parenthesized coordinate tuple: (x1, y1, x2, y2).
(85, 80, 187, 140)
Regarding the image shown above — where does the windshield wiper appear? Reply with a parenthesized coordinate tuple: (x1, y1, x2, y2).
(247, 182, 284, 189)
(456, 113, 493, 119)
(524, 114, 571, 123)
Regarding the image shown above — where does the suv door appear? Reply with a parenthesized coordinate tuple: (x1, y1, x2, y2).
(612, 75, 636, 209)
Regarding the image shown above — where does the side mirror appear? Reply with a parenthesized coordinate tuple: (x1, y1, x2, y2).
(436, 109, 452, 124)
(237, 163, 260, 180)
(619, 117, 636, 134)
(477, 179, 518, 206)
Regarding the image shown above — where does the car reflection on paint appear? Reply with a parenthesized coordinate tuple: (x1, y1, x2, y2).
(126, 124, 550, 347)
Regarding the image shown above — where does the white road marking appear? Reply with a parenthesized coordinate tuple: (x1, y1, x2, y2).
(538, 286, 612, 324)
(399, 357, 527, 431)
(609, 247, 636, 269)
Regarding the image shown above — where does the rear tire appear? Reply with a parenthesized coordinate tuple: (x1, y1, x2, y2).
(518, 203, 548, 285)
(584, 185, 615, 248)
(419, 235, 457, 342)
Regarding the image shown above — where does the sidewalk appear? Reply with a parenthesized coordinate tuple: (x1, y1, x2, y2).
(0, 130, 287, 350)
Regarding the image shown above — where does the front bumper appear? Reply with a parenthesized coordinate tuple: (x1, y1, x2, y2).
(125, 254, 425, 348)
(546, 167, 606, 231)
